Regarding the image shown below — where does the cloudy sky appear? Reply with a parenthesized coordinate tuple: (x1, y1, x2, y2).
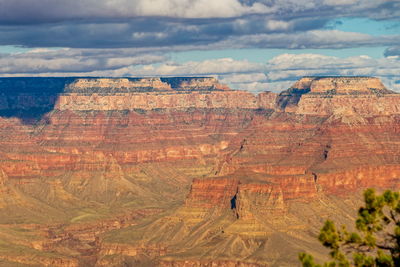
(0, 0, 399, 92)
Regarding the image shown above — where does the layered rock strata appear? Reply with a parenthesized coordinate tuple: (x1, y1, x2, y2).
(278, 76, 400, 115)
(0, 76, 399, 266)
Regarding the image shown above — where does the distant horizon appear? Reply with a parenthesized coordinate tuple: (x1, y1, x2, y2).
(0, 75, 395, 94)
(0, 1, 399, 93)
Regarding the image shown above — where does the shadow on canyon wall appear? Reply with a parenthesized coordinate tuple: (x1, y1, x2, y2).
(0, 77, 76, 124)
(0, 77, 214, 124)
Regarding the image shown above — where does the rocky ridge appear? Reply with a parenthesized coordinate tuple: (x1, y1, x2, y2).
(291, 76, 390, 94)
(277, 76, 400, 115)
(0, 76, 400, 266)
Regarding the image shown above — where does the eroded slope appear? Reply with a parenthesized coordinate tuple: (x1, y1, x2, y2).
(0, 77, 399, 266)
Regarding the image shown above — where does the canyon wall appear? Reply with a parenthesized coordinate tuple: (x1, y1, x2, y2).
(0, 78, 277, 118)
(0, 76, 400, 266)
(57, 77, 276, 111)
(278, 76, 400, 115)
(55, 90, 276, 111)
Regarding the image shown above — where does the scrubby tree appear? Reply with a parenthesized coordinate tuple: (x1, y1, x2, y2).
(299, 188, 400, 267)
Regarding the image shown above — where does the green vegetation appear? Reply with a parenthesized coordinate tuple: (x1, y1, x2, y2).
(299, 189, 400, 267)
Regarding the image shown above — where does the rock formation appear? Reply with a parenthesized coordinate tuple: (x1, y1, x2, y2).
(66, 78, 173, 92)
(277, 76, 400, 115)
(0, 76, 399, 266)
(291, 76, 389, 94)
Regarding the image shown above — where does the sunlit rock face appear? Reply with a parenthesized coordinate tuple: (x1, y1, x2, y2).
(1, 76, 400, 266)
(65, 77, 229, 93)
(57, 77, 276, 111)
(66, 78, 174, 92)
(292, 76, 389, 94)
(277, 76, 400, 115)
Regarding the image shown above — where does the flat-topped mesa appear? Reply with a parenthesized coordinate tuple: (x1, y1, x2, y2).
(292, 76, 393, 95)
(0, 77, 278, 117)
(56, 77, 277, 111)
(168, 77, 231, 91)
(278, 76, 400, 116)
(65, 77, 231, 94)
(65, 78, 173, 93)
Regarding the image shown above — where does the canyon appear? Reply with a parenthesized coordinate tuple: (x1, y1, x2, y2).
(0, 76, 400, 266)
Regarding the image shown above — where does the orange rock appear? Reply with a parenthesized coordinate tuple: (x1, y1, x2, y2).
(1, 76, 400, 266)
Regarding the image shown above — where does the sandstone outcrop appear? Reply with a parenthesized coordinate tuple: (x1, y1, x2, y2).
(173, 77, 230, 91)
(57, 78, 276, 111)
(55, 90, 272, 111)
(66, 78, 173, 93)
(0, 76, 400, 266)
(291, 76, 389, 94)
(63, 77, 232, 94)
(65, 77, 230, 93)
(0, 78, 277, 121)
(278, 76, 400, 115)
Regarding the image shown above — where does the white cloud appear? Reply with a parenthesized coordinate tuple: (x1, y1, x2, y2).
(265, 20, 291, 31)
(132, 0, 271, 18)
(1, 0, 398, 24)
(265, 53, 400, 79)
(218, 30, 400, 49)
(0, 0, 398, 52)
(0, 48, 166, 74)
(220, 73, 267, 84)
(233, 82, 269, 92)
(0, 0, 271, 21)
(1, 50, 399, 94)
(261, 53, 400, 92)
(125, 58, 264, 76)
(324, 0, 358, 6)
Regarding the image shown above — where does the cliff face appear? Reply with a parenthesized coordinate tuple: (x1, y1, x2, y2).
(57, 77, 275, 111)
(0, 78, 276, 120)
(65, 77, 231, 93)
(55, 91, 277, 111)
(1, 76, 400, 266)
(278, 76, 400, 115)
(63, 77, 230, 93)
(292, 76, 389, 94)
(66, 78, 173, 92)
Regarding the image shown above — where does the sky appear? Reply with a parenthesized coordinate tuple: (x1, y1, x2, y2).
(0, 0, 399, 92)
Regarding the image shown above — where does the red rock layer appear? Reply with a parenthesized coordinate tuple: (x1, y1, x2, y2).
(295, 94, 400, 115)
(292, 76, 388, 94)
(55, 91, 276, 111)
(0, 76, 400, 266)
(159, 260, 266, 267)
(185, 178, 239, 209)
(66, 78, 173, 92)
